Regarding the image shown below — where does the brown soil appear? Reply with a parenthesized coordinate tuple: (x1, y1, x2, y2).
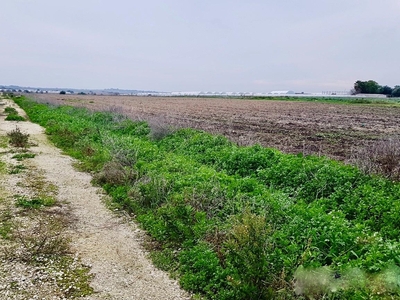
(31, 94, 400, 161)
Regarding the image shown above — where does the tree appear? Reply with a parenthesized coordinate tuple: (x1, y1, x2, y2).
(59, 91, 66, 95)
(392, 86, 400, 97)
(354, 80, 381, 94)
(379, 85, 393, 95)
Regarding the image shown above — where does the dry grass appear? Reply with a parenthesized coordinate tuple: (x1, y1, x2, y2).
(349, 136, 400, 180)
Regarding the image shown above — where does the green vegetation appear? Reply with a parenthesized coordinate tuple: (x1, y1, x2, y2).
(14, 96, 400, 299)
(9, 164, 27, 174)
(0, 160, 7, 174)
(14, 195, 56, 209)
(0, 210, 13, 239)
(3, 106, 26, 121)
(0, 136, 8, 148)
(12, 153, 36, 161)
(353, 80, 400, 97)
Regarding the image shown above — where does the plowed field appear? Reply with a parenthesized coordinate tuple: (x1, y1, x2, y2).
(30, 94, 400, 161)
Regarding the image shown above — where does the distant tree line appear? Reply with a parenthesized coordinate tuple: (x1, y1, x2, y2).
(353, 80, 400, 97)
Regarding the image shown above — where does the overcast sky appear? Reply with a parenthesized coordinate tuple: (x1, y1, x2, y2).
(1, 1, 399, 93)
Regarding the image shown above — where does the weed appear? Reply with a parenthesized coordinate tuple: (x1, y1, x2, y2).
(8, 164, 27, 174)
(7, 127, 29, 148)
(12, 153, 36, 161)
(0, 136, 8, 148)
(15, 195, 56, 209)
(4, 106, 26, 121)
(3, 215, 70, 262)
(0, 160, 6, 174)
(20, 168, 59, 200)
(148, 119, 175, 141)
(0, 210, 13, 239)
(4, 107, 17, 114)
(93, 160, 138, 186)
(5, 114, 25, 121)
(50, 255, 94, 297)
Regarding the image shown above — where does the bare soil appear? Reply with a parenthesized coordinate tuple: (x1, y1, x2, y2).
(31, 94, 400, 161)
(0, 97, 190, 299)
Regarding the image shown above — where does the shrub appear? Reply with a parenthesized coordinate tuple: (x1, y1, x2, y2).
(147, 117, 176, 141)
(7, 126, 29, 148)
(92, 160, 138, 186)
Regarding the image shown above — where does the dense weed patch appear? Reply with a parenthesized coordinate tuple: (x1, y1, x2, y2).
(3, 106, 26, 121)
(14, 95, 400, 299)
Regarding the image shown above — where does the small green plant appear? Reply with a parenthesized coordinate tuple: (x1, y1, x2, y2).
(12, 153, 36, 161)
(7, 127, 29, 148)
(4, 107, 18, 114)
(9, 164, 27, 174)
(5, 114, 26, 121)
(0, 210, 13, 239)
(0, 160, 6, 174)
(50, 256, 94, 297)
(4, 106, 25, 121)
(15, 195, 56, 209)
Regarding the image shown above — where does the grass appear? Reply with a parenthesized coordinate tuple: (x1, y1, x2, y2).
(3, 106, 26, 121)
(0, 210, 13, 239)
(14, 195, 56, 209)
(0, 136, 8, 148)
(9, 164, 27, 174)
(4, 107, 18, 114)
(13, 95, 400, 299)
(12, 153, 36, 161)
(0, 160, 7, 175)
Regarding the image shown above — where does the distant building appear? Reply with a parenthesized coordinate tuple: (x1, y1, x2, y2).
(270, 91, 295, 95)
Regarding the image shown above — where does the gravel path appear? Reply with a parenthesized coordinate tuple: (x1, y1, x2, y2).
(0, 98, 190, 299)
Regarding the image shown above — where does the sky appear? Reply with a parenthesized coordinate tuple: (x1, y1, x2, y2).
(1, 1, 399, 93)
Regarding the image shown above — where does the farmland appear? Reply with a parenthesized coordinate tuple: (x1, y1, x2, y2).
(30, 94, 400, 162)
(10, 94, 400, 299)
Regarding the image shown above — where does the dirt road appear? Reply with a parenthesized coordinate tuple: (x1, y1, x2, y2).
(0, 98, 190, 299)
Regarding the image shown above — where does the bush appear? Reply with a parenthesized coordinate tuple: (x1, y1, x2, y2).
(7, 126, 29, 148)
